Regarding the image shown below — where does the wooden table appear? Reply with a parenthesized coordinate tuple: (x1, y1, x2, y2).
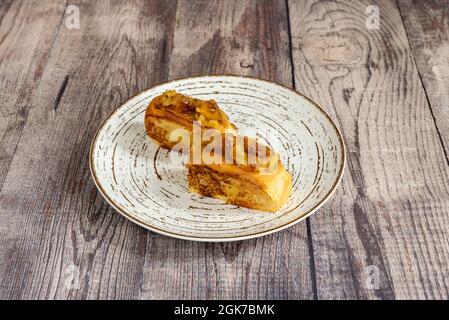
(0, 0, 448, 300)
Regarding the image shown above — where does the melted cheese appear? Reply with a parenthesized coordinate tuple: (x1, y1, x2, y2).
(262, 168, 292, 204)
(155, 118, 190, 142)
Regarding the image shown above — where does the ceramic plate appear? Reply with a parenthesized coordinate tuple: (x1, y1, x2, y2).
(90, 75, 345, 241)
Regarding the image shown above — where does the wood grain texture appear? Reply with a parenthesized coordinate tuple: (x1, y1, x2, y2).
(168, 0, 292, 86)
(398, 0, 449, 162)
(139, 0, 315, 299)
(288, 0, 449, 299)
(0, 0, 177, 299)
(0, 0, 66, 190)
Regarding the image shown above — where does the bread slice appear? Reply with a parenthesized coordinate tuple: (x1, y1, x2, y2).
(145, 90, 237, 149)
(187, 134, 292, 212)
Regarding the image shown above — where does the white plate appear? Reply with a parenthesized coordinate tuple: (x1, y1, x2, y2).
(90, 75, 345, 241)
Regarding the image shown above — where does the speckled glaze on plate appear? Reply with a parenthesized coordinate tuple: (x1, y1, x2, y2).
(89, 75, 345, 242)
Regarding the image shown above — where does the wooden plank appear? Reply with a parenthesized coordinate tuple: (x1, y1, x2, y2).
(167, 0, 292, 86)
(0, 0, 177, 299)
(398, 0, 449, 162)
(0, 0, 66, 190)
(288, 0, 449, 299)
(139, 0, 315, 299)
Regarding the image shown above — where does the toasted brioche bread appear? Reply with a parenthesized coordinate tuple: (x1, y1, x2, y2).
(187, 134, 292, 212)
(145, 90, 237, 149)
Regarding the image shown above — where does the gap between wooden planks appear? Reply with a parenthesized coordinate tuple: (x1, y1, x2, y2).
(288, 0, 449, 299)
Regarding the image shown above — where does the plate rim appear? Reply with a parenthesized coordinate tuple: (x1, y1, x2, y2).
(89, 74, 346, 242)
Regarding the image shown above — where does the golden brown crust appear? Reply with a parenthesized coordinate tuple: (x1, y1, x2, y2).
(187, 134, 292, 212)
(190, 133, 281, 174)
(145, 90, 237, 149)
(188, 163, 292, 212)
(144, 116, 178, 149)
(144, 90, 292, 212)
